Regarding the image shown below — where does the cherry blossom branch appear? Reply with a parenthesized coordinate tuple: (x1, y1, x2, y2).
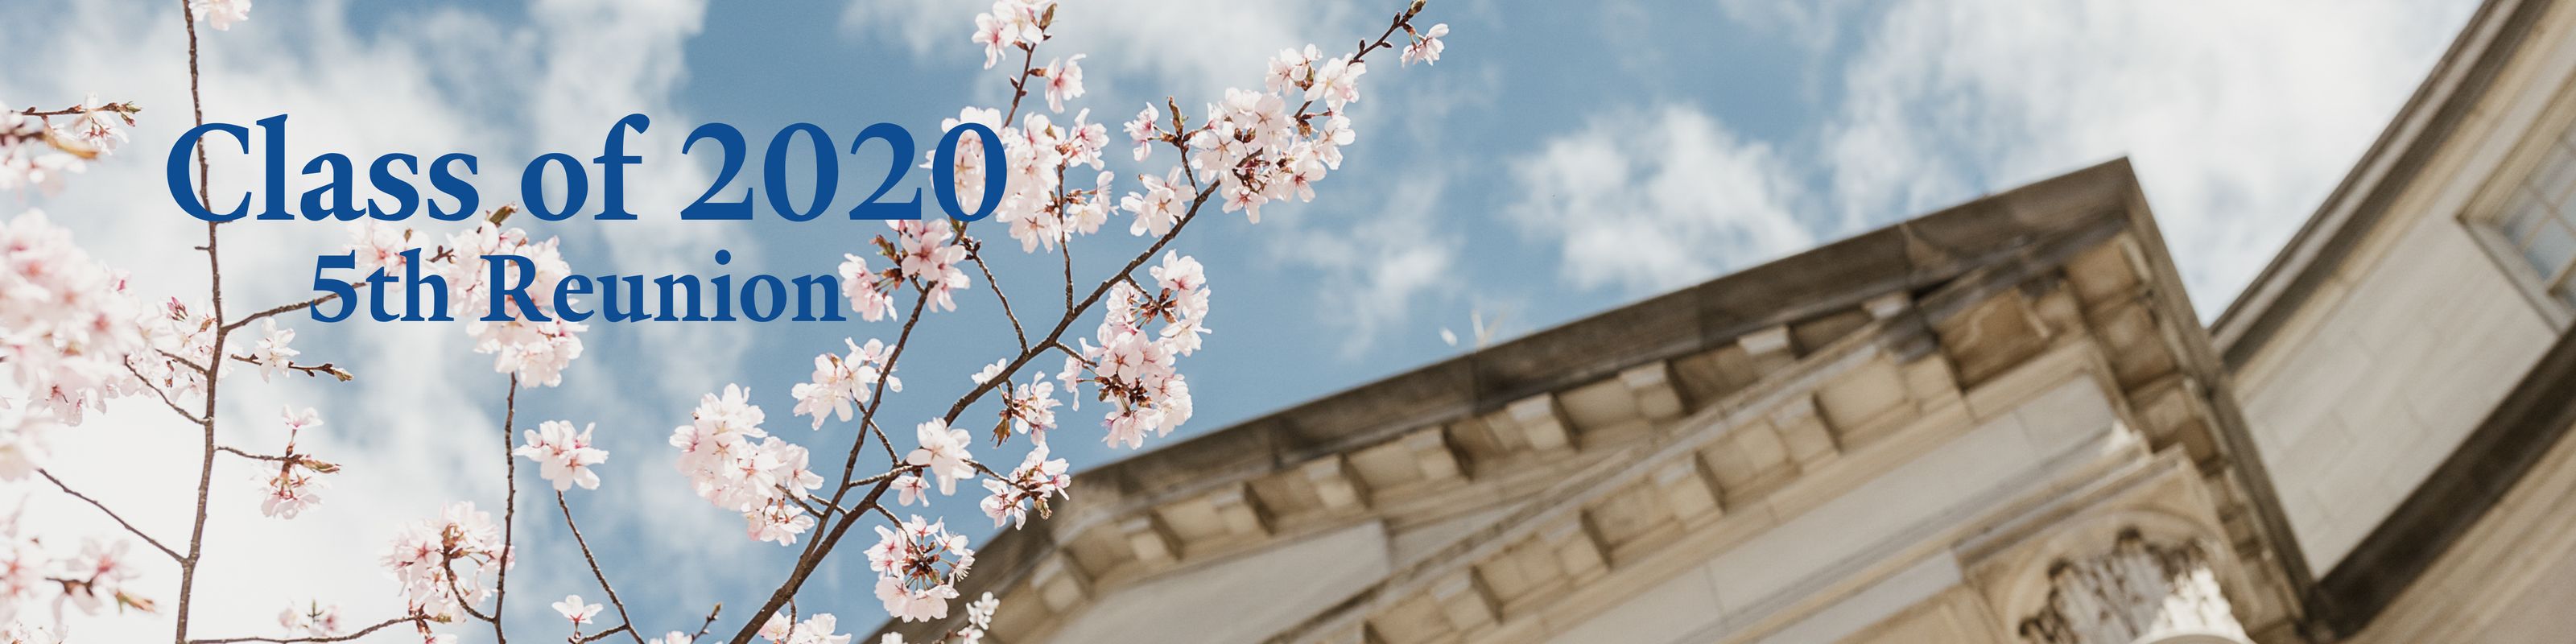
(185, 615, 432, 643)
(440, 553, 502, 624)
(1002, 41, 1043, 124)
(554, 492, 646, 644)
(962, 241, 1030, 353)
(687, 605, 723, 642)
(156, 348, 208, 374)
(221, 293, 341, 334)
(35, 469, 184, 563)
(723, 477, 898, 644)
(13, 101, 142, 119)
(122, 360, 205, 424)
(573, 625, 634, 644)
(937, 184, 1214, 427)
(226, 354, 356, 381)
(491, 374, 521, 644)
(171, 0, 225, 635)
(213, 446, 285, 461)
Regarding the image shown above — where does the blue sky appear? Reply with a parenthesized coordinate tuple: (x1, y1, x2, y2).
(2, 0, 2477, 639)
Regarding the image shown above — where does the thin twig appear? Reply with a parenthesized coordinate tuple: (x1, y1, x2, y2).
(964, 243, 1030, 353)
(220, 293, 339, 333)
(36, 469, 183, 562)
(556, 492, 647, 644)
(122, 360, 204, 423)
(575, 625, 636, 644)
(186, 614, 432, 643)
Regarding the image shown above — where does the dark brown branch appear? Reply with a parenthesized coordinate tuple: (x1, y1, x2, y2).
(186, 614, 431, 643)
(575, 624, 635, 644)
(14, 101, 141, 119)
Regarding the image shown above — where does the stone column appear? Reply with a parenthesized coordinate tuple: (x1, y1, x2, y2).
(2017, 529, 2247, 644)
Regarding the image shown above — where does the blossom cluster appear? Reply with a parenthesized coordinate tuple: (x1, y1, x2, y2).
(436, 222, 589, 386)
(0, 211, 148, 480)
(379, 502, 510, 622)
(0, 97, 131, 194)
(256, 406, 338, 518)
(336, 220, 593, 385)
(0, 514, 151, 628)
(977, 444, 1068, 529)
(791, 338, 901, 430)
(866, 515, 972, 622)
(758, 611, 856, 644)
(516, 419, 608, 492)
(1059, 252, 1208, 449)
(669, 385, 827, 545)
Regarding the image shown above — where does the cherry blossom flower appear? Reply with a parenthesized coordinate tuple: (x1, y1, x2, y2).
(443, 222, 588, 386)
(516, 420, 609, 491)
(1124, 103, 1160, 161)
(0, 105, 90, 195)
(969, 359, 1005, 385)
(671, 386, 827, 545)
(64, 96, 130, 156)
(256, 460, 325, 518)
(1002, 379, 1061, 443)
(978, 444, 1069, 528)
(250, 318, 299, 381)
(1267, 45, 1320, 94)
(792, 338, 898, 430)
(837, 253, 898, 322)
(1402, 23, 1450, 66)
(257, 407, 333, 519)
(57, 538, 143, 615)
(381, 502, 510, 621)
(345, 221, 419, 276)
(968, 592, 1000, 626)
(971, 0, 1051, 69)
(1309, 56, 1367, 109)
(189, 0, 252, 30)
(1042, 54, 1087, 113)
(1, 211, 148, 437)
(867, 516, 971, 622)
(1119, 167, 1187, 237)
(891, 221, 972, 312)
(756, 613, 853, 644)
(905, 419, 975, 494)
(551, 594, 603, 625)
(894, 473, 930, 507)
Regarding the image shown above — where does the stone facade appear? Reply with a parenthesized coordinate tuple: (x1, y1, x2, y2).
(869, 0, 2576, 642)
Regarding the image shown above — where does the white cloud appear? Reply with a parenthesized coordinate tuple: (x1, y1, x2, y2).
(1818, 0, 2475, 308)
(1266, 175, 1461, 357)
(1505, 104, 1813, 295)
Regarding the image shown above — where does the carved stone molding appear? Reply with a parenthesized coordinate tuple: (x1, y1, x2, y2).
(2017, 529, 2246, 644)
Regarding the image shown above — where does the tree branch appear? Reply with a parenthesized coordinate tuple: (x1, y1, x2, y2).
(35, 469, 184, 563)
(556, 492, 646, 644)
(186, 614, 432, 643)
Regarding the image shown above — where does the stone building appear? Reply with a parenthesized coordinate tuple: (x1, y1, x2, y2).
(875, 0, 2576, 642)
